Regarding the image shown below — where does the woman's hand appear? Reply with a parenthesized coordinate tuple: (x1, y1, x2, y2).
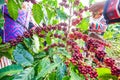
(89, 1, 106, 18)
(4, 0, 8, 3)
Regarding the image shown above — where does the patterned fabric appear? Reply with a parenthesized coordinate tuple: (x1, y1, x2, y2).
(0, 56, 12, 69)
(2, 5, 27, 42)
(89, 17, 108, 35)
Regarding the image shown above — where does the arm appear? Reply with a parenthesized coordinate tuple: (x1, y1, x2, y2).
(89, 32, 105, 41)
(89, 1, 106, 19)
(89, 1, 106, 12)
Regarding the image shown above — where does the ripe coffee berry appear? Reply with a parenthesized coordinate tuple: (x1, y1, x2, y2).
(63, 27, 67, 32)
(16, 35, 23, 42)
(9, 39, 17, 46)
(104, 58, 115, 67)
(23, 31, 31, 38)
(111, 66, 120, 77)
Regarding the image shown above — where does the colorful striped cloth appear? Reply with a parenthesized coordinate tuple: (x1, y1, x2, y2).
(0, 56, 12, 69)
(89, 16, 108, 35)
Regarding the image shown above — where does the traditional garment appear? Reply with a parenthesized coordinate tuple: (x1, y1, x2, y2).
(2, 5, 27, 42)
(0, 56, 12, 69)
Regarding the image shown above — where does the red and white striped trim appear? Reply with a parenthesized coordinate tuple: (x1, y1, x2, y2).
(0, 56, 12, 69)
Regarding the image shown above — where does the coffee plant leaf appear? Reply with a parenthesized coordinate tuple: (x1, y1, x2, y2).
(46, 32, 52, 45)
(70, 69, 84, 80)
(53, 55, 67, 80)
(0, 64, 23, 79)
(56, 9, 68, 20)
(48, 72, 56, 80)
(36, 62, 61, 79)
(98, 74, 118, 80)
(7, 0, 19, 20)
(62, 76, 70, 80)
(96, 68, 111, 77)
(32, 4, 43, 24)
(13, 67, 34, 80)
(0, 0, 4, 5)
(13, 44, 34, 67)
(57, 48, 71, 58)
(77, 18, 89, 31)
(56, 63, 67, 80)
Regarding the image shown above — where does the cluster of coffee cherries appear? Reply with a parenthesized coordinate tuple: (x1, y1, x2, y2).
(72, 3, 89, 26)
(69, 31, 109, 46)
(73, 6, 89, 16)
(65, 35, 98, 79)
(9, 22, 68, 47)
(95, 51, 106, 62)
(65, 43, 98, 79)
(44, 43, 65, 51)
(104, 58, 120, 77)
(78, 64, 98, 80)
(85, 38, 107, 61)
(74, 0, 80, 6)
(72, 17, 83, 26)
(59, 0, 69, 8)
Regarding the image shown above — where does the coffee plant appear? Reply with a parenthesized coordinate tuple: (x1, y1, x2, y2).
(0, 0, 119, 80)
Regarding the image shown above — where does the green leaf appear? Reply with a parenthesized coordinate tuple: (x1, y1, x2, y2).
(98, 74, 118, 80)
(0, 18, 4, 28)
(34, 57, 51, 76)
(57, 48, 71, 58)
(0, 9, 3, 18)
(78, 2, 84, 8)
(13, 44, 34, 67)
(46, 8, 53, 20)
(0, 43, 13, 59)
(16, 0, 22, 9)
(49, 72, 56, 80)
(23, 38, 32, 48)
(56, 63, 66, 80)
(62, 76, 70, 80)
(40, 57, 51, 68)
(44, 0, 58, 8)
(46, 32, 52, 45)
(48, 48, 55, 57)
(13, 67, 35, 80)
(70, 70, 83, 80)
(36, 62, 61, 79)
(34, 51, 47, 59)
(32, 34, 40, 53)
(53, 55, 66, 80)
(52, 19, 59, 25)
(103, 31, 113, 39)
(53, 55, 61, 63)
(76, 18, 89, 31)
(0, 0, 4, 5)
(32, 4, 43, 24)
(89, 0, 95, 5)
(56, 9, 68, 20)
(0, 64, 23, 79)
(96, 68, 111, 77)
(0, 76, 14, 80)
(7, 0, 18, 20)
(0, 37, 2, 43)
